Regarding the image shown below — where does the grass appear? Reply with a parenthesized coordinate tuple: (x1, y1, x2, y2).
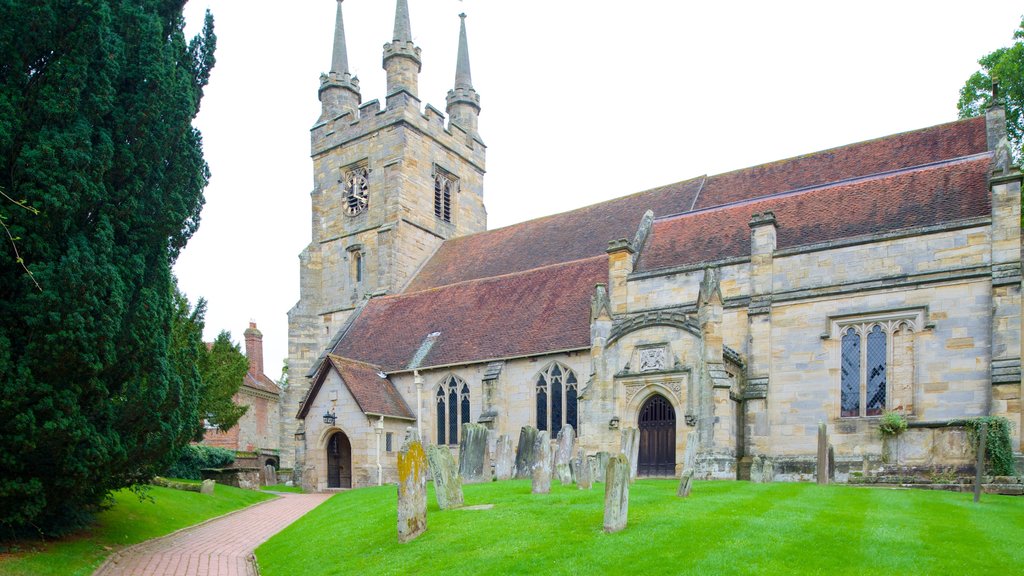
(262, 484, 304, 494)
(256, 480, 1024, 576)
(0, 483, 275, 576)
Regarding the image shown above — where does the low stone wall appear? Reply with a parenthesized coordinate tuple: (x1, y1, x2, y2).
(201, 467, 260, 490)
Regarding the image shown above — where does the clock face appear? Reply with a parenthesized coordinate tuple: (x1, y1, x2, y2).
(343, 169, 369, 216)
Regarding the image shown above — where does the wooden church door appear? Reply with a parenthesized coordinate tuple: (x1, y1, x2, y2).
(327, 431, 352, 488)
(638, 394, 676, 476)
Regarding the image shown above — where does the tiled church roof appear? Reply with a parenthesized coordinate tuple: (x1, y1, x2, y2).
(405, 116, 988, 292)
(335, 256, 608, 372)
(299, 355, 414, 419)
(636, 155, 993, 272)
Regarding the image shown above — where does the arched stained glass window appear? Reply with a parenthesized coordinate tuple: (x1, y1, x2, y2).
(866, 326, 887, 416)
(535, 363, 579, 435)
(436, 375, 470, 445)
(841, 327, 861, 418)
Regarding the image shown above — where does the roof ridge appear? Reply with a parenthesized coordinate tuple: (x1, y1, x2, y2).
(654, 152, 992, 224)
(396, 254, 609, 297)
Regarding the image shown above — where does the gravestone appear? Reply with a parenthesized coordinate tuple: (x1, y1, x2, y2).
(459, 423, 490, 483)
(514, 426, 539, 479)
(762, 458, 774, 483)
(397, 429, 427, 543)
(676, 469, 694, 498)
(200, 479, 215, 495)
(494, 434, 515, 480)
(603, 454, 630, 533)
(264, 464, 277, 487)
(573, 451, 591, 490)
(816, 421, 829, 485)
(569, 455, 578, 484)
(555, 425, 575, 485)
(531, 431, 553, 494)
(621, 427, 640, 481)
(827, 444, 836, 482)
(750, 455, 764, 484)
(426, 445, 463, 510)
(595, 451, 611, 480)
(587, 454, 602, 484)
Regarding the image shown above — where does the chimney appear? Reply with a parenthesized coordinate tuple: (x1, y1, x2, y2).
(243, 322, 264, 377)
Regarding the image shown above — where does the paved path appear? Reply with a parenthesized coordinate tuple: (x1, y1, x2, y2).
(94, 492, 332, 576)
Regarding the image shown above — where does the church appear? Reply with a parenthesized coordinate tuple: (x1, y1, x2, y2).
(280, 0, 1022, 490)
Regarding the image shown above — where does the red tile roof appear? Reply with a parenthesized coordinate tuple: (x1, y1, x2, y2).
(335, 256, 609, 371)
(298, 356, 414, 419)
(692, 116, 988, 210)
(637, 155, 992, 272)
(404, 178, 705, 292)
(243, 372, 282, 396)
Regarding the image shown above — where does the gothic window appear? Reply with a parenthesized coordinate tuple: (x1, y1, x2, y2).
(386, 432, 393, 453)
(354, 251, 363, 283)
(535, 363, 579, 435)
(839, 321, 905, 418)
(433, 166, 458, 223)
(341, 163, 369, 217)
(436, 375, 470, 445)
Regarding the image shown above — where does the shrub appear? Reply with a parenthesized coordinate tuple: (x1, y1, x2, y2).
(164, 445, 236, 480)
(953, 416, 1016, 476)
(878, 411, 908, 437)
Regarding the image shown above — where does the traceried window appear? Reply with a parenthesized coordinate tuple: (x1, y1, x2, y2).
(435, 375, 471, 445)
(535, 363, 579, 437)
(433, 166, 458, 223)
(840, 323, 903, 417)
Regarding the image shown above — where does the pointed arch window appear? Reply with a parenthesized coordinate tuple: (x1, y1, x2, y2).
(838, 321, 907, 418)
(433, 166, 458, 223)
(536, 363, 578, 435)
(436, 375, 470, 445)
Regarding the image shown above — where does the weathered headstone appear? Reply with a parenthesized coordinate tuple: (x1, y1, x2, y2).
(459, 423, 490, 483)
(397, 429, 427, 543)
(264, 464, 277, 487)
(576, 452, 592, 490)
(514, 426, 539, 479)
(676, 469, 694, 498)
(827, 444, 836, 482)
(816, 421, 829, 485)
(532, 431, 553, 494)
(200, 479, 215, 495)
(750, 455, 764, 484)
(588, 454, 602, 484)
(603, 454, 630, 533)
(595, 451, 611, 480)
(762, 458, 774, 483)
(494, 434, 515, 481)
(426, 445, 463, 510)
(621, 427, 640, 481)
(554, 425, 575, 485)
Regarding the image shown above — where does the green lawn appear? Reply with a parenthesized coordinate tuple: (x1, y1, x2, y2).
(256, 480, 1024, 576)
(0, 483, 275, 576)
(262, 484, 304, 494)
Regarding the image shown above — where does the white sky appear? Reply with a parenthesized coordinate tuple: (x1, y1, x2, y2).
(174, 0, 1022, 379)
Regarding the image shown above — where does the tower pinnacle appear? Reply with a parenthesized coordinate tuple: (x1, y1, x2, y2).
(393, 0, 412, 43)
(383, 0, 422, 100)
(319, 0, 360, 118)
(447, 12, 481, 135)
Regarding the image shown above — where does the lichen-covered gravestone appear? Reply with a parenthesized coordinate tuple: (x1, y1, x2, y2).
(593, 451, 611, 483)
(397, 429, 428, 543)
(677, 431, 697, 498)
(200, 479, 215, 495)
(816, 421, 829, 485)
(621, 427, 640, 482)
(531, 431, 553, 494)
(459, 423, 490, 483)
(554, 425, 575, 485)
(494, 434, 515, 480)
(514, 426, 539, 479)
(264, 464, 277, 487)
(575, 452, 592, 490)
(762, 458, 774, 483)
(750, 455, 764, 484)
(426, 445, 463, 510)
(603, 454, 630, 533)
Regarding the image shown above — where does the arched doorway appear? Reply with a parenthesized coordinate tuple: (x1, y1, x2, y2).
(326, 431, 352, 488)
(638, 394, 676, 476)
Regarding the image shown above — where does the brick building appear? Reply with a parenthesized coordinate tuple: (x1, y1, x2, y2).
(204, 322, 282, 468)
(282, 0, 1022, 490)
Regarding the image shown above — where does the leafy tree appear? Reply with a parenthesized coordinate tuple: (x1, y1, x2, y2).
(0, 1, 215, 535)
(958, 15, 1024, 164)
(197, 331, 249, 438)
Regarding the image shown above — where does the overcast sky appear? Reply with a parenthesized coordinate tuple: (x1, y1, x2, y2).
(174, 0, 1023, 379)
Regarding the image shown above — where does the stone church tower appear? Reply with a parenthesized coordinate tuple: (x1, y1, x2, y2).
(281, 0, 486, 469)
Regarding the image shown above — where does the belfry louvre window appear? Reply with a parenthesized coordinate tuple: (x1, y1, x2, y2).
(433, 166, 458, 223)
(839, 321, 917, 417)
(436, 375, 470, 445)
(536, 363, 579, 437)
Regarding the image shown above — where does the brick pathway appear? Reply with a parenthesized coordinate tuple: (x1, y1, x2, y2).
(93, 492, 332, 576)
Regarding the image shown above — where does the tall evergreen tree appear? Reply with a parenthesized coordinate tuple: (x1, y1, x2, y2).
(0, 1, 215, 534)
(197, 330, 249, 439)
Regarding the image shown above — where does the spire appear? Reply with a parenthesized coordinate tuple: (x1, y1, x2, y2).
(454, 13, 473, 90)
(331, 0, 350, 76)
(393, 0, 412, 43)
